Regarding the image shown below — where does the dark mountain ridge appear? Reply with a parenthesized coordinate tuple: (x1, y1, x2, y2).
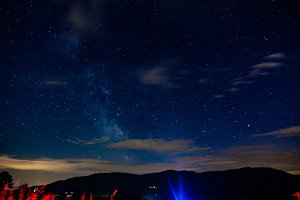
(45, 167, 300, 200)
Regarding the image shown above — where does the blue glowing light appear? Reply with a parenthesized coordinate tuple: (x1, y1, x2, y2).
(168, 177, 188, 200)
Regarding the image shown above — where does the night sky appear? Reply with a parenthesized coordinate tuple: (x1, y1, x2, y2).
(0, 0, 300, 186)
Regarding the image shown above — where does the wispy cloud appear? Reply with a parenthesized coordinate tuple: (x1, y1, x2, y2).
(44, 80, 69, 87)
(0, 155, 189, 186)
(208, 52, 287, 98)
(227, 88, 240, 92)
(231, 80, 254, 86)
(212, 94, 224, 98)
(67, 3, 94, 33)
(36, 78, 70, 88)
(175, 145, 300, 174)
(264, 52, 286, 60)
(247, 68, 269, 78)
(198, 78, 209, 84)
(140, 67, 171, 87)
(251, 126, 300, 138)
(55, 0, 105, 46)
(138, 60, 189, 89)
(1, 145, 299, 186)
(67, 136, 110, 145)
(223, 52, 287, 95)
(247, 53, 284, 78)
(107, 139, 209, 154)
(251, 62, 282, 69)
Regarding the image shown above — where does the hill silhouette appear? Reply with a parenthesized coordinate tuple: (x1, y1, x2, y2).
(45, 167, 300, 200)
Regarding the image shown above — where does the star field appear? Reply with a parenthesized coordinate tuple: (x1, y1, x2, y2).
(0, 0, 299, 185)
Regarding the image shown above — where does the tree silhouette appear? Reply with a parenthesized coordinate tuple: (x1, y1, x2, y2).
(0, 171, 14, 189)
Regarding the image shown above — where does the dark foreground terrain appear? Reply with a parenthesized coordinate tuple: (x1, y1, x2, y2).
(45, 167, 300, 200)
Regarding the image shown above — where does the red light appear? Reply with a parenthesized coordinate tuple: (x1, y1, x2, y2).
(110, 189, 118, 200)
(81, 193, 86, 200)
(292, 192, 300, 200)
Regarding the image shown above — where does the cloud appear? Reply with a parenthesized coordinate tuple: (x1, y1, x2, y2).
(67, 136, 110, 145)
(0, 155, 190, 186)
(140, 67, 171, 87)
(247, 62, 282, 78)
(67, 4, 92, 32)
(1, 145, 299, 186)
(198, 78, 209, 84)
(264, 52, 286, 60)
(138, 60, 193, 89)
(231, 80, 254, 85)
(175, 145, 300, 174)
(207, 53, 287, 98)
(35, 78, 70, 88)
(251, 62, 282, 69)
(225, 53, 287, 94)
(107, 139, 209, 154)
(44, 80, 69, 86)
(58, 0, 104, 46)
(251, 126, 300, 138)
(247, 68, 269, 78)
(212, 94, 224, 98)
(66, 1, 103, 33)
(227, 88, 240, 92)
